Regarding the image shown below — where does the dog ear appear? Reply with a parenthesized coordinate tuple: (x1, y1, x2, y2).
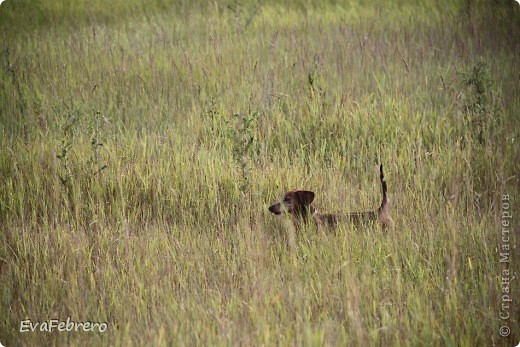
(268, 203, 282, 215)
(296, 190, 315, 206)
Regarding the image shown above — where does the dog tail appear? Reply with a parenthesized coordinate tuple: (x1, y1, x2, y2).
(380, 164, 389, 211)
(378, 164, 394, 229)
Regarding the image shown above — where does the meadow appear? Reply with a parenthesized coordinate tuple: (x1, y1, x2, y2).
(0, 0, 519, 345)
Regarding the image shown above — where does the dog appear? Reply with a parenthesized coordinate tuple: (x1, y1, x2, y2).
(268, 164, 394, 229)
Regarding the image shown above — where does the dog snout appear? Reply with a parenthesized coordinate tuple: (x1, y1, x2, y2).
(268, 203, 282, 215)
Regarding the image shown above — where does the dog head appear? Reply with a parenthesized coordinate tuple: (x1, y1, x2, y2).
(268, 190, 315, 219)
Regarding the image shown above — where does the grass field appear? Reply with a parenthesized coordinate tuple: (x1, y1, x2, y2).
(0, 0, 519, 345)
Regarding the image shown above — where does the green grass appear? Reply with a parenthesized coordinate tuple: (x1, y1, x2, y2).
(0, 0, 519, 345)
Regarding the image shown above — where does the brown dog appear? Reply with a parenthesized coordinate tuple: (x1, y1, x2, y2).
(268, 164, 394, 229)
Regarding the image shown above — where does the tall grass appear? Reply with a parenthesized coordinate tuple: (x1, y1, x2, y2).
(0, 0, 519, 345)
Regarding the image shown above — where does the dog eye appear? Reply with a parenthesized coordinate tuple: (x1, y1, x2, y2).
(283, 197, 290, 203)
